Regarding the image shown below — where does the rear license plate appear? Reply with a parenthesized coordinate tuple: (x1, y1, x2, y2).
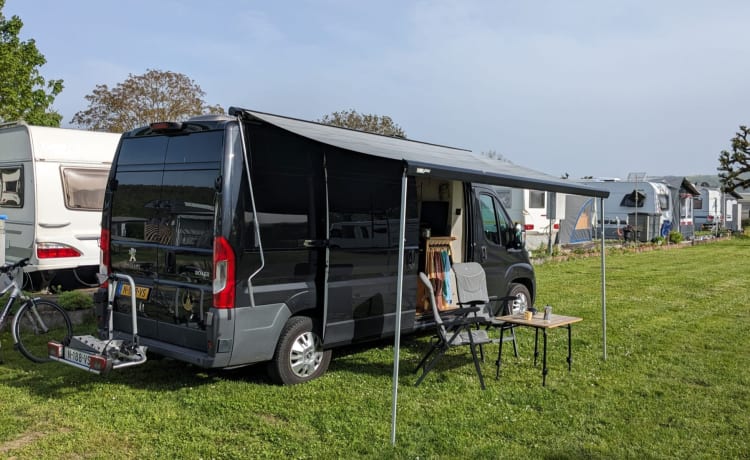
(119, 283, 150, 300)
(64, 347, 94, 367)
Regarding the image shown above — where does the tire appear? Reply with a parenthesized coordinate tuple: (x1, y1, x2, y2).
(14, 300, 73, 363)
(267, 316, 331, 385)
(508, 282, 532, 310)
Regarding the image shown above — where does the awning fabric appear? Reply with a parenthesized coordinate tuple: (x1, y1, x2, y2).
(230, 107, 609, 198)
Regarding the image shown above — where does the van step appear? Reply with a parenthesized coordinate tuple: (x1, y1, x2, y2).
(48, 335, 148, 375)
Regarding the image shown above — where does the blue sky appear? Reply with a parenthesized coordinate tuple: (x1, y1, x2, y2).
(5, 0, 749, 179)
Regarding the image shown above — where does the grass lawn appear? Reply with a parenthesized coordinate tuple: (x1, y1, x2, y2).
(1, 238, 749, 459)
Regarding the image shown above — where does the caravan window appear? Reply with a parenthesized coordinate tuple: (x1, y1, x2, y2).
(61, 167, 109, 210)
(620, 191, 645, 208)
(693, 196, 703, 210)
(0, 166, 23, 208)
(528, 190, 545, 209)
(658, 194, 670, 210)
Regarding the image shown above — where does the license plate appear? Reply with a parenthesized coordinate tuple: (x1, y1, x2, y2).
(119, 283, 150, 300)
(64, 347, 94, 368)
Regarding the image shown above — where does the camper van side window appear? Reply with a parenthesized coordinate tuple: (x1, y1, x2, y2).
(693, 196, 703, 209)
(479, 194, 501, 245)
(0, 166, 23, 208)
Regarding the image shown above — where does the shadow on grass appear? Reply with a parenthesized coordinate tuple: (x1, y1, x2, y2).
(0, 329, 489, 396)
(0, 346, 274, 399)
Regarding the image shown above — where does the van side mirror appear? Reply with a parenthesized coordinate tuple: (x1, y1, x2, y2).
(510, 222, 525, 249)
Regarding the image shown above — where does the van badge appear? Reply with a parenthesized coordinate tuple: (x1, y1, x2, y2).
(182, 293, 194, 312)
(416, 167, 431, 174)
(128, 248, 137, 262)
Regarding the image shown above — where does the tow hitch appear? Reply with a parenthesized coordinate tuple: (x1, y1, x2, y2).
(48, 273, 147, 374)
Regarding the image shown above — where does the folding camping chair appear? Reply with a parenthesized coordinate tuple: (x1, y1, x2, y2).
(452, 262, 520, 360)
(414, 272, 491, 390)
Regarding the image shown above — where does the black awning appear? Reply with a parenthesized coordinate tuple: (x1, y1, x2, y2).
(230, 107, 609, 198)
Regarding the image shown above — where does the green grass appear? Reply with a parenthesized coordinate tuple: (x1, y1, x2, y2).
(1, 239, 749, 458)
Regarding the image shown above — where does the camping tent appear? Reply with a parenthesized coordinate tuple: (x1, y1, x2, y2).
(229, 107, 610, 444)
(559, 195, 596, 244)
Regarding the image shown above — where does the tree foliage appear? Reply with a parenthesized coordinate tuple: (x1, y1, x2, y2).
(0, 0, 63, 126)
(718, 125, 750, 192)
(481, 149, 512, 162)
(72, 69, 224, 133)
(318, 109, 406, 138)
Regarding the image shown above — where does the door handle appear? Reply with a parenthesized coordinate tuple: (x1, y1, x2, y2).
(481, 246, 488, 262)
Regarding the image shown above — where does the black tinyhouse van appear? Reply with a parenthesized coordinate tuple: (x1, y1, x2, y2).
(88, 108, 598, 384)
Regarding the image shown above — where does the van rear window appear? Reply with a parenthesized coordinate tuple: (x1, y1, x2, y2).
(110, 131, 223, 248)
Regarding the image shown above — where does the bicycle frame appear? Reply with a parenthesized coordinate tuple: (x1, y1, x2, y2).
(0, 268, 25, 337)
(0, 267, 49, 344)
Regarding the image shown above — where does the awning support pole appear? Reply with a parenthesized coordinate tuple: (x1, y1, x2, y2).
(600, 196, 607, 361)
(390, 168, 408, 445)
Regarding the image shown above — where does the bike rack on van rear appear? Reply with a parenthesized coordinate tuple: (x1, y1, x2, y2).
(48, 273, 148, 374)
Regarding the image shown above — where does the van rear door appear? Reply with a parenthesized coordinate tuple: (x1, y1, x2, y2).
(107, 130, 223, 350)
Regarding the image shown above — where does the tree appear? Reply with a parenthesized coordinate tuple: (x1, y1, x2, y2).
(318, 109, 406, 138)
(481, 149, 512, 162)
(718, 125, 750, 193)
(0, 0, 63, 126)
(72, 69, 224, 133)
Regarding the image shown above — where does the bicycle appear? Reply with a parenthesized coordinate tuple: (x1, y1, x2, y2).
(0, 258, 73, 363)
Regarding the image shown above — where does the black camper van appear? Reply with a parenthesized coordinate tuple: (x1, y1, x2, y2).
(66, 109, 543, 384)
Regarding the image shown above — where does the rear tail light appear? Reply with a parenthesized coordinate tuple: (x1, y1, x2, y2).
(213, 236, 236, 309)
(88, 355, 108, 372)
(99, 228, 111, 287)
(48, 341, 63, 358)
(553, 223, 560, 230)
(524, 224, 534, 231)
(36, 243, 81, 258)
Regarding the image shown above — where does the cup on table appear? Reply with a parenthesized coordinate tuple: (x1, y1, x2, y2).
(524, 310, 533, 320)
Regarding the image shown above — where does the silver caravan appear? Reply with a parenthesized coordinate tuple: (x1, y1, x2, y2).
(0, 122, 120, 287)
(579, 178, 673, 241)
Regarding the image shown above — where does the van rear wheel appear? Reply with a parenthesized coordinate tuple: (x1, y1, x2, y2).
(267, 316, 331, 385)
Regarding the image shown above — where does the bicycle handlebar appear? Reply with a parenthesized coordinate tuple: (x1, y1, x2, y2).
(0, 257, 30, 274)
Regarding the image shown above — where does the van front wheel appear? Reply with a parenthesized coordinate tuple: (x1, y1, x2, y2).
(267, 316, 331, 385)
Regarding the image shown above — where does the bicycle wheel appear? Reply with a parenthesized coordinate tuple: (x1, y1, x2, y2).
(14, 299, 73, 363)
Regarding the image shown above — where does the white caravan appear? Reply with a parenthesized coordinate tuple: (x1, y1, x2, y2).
(579, 179, 673, 241)
(0, 122, 120, 287)
(693, 187, 722, 231)
(493, 187, 565, 250)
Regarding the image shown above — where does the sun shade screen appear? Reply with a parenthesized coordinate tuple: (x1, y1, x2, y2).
(61, 167, 109, 210)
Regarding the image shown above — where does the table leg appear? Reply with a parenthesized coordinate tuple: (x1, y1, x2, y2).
(533, 327, 539, 366)
(542, 328, 548, 386)
(496, 327, 505, 379)
(567, 325, 572, 372)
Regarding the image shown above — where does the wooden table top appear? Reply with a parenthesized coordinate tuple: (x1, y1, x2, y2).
(495, 313, 583, 329)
